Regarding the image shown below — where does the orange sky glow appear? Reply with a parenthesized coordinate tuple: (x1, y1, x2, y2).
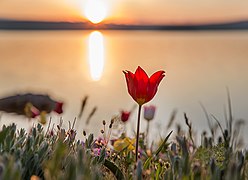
(0, 0, 247, 24)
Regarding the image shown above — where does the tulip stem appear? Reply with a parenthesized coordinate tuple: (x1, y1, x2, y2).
(135, 105, 142, 162)
(146, 121, 150, 147)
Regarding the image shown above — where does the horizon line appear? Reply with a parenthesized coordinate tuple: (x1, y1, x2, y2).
(0, 19, 248, 31)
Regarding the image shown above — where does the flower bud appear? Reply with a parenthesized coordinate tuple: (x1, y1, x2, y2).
(144, 105, 156, 121)
(121, 111, 131, 122)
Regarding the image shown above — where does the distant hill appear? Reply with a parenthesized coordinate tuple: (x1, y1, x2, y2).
(0, 19, 248, 30)
(0, 19, 91, 30)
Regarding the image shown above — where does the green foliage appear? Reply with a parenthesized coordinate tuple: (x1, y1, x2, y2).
(0, 103, 246, 180)
(0, 123, 102, 179)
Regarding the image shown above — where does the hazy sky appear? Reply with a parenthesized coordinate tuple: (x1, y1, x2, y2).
(0, 0, 248, 24)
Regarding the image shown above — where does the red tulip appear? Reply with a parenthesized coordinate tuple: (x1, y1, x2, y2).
(123, 66, 165, 162)
(121, 110, 131, 122)
(54, 102, 63, 114)
(123, 66, 165, 105)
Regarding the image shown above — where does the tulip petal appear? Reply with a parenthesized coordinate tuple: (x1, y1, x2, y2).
(150, 70, 165, 85)
(123, 70, 135, 98)
(135, 66, 148, 78)
(147, 70, 165, 101)
(134, 66, 149, 103)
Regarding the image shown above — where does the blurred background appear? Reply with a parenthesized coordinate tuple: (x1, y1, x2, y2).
(0, 0, 248, 146)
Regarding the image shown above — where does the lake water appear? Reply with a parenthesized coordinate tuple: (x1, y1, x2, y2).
(0, 30, 248, 145)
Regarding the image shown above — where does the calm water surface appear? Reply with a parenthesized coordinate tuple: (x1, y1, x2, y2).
(0, 30, 248, 145)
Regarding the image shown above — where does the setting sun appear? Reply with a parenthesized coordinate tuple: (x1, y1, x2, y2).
(84, 0, 107, 24)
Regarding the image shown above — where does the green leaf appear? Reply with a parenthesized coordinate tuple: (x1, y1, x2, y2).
(155, 163, 162, 180)
(143, 157, 152, 169)
(32, 127, 37, 138)
(103, 159, 124, 180)
(137, 160, 142, 180)
(13, 136, 26, 149)
(144, 131, 173, 170)
(98, 148, 106, 163)
(86, 134, 94, 149)
(0, 127, 9, 144)
(155, 131, 173, 156)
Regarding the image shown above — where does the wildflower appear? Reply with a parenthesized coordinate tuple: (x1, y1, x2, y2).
(123, 66, 165, 161)
(93, 137, 107, 148)
(123, 66, 165, 105)
(121, 110, 131, 122)
(93, 147, 101, 156)
(113, 137, 135, 152)
(54, 101, 63, 114)
(144, 105, 156, 145)
(144, 105, 156, 121)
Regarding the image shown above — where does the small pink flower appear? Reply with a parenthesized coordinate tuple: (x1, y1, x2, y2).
(121, 111, 131, 122)
(144, 105, 156, 121)
(93, 148, 101, 156)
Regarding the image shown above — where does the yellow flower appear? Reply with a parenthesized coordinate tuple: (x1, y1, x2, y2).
(113, 137, 135, 152)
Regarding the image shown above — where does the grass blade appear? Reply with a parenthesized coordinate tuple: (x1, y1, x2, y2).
(103, 159, 124, 180)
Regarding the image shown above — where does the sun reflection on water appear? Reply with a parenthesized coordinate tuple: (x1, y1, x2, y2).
(88, 31, 105, 81)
